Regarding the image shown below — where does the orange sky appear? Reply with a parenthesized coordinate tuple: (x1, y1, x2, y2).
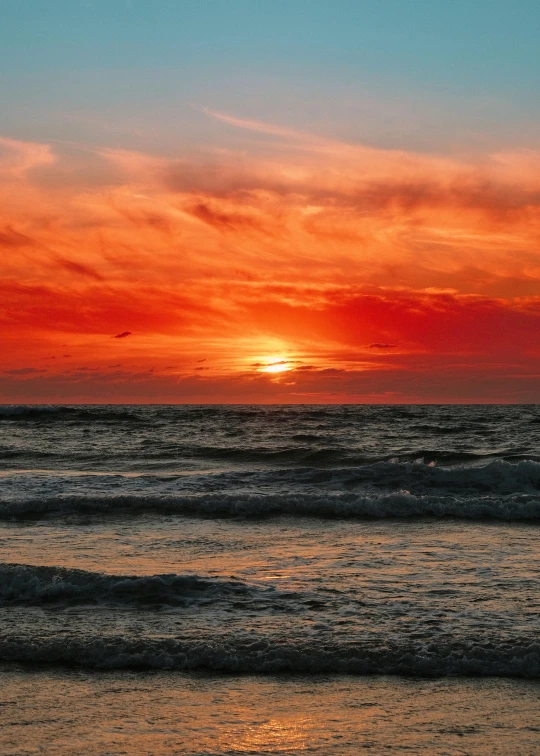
(2, 114, 540, 403)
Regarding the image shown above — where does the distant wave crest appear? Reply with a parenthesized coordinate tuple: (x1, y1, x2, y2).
(0, 406, 141, 423)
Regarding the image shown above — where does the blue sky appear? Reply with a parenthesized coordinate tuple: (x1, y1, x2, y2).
(1, 0, 539, 153)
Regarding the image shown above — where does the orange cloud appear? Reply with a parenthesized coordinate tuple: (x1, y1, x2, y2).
(1, 120, 540, 402)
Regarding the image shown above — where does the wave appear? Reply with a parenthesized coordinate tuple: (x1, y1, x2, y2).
(0, 406, 142, 423)
(3, 634, 540, 677)
(117, 445, 530, 466)
(182, 446, 378, 466)
(253, 457, 540, 492)
(2, 488, 540, 521)
(342, 457, 540, 491)
(0, 563, 255, 607)
(5, 455, 540, 487)
(2, 441, 536, 469)
(3, 459, 540, 520)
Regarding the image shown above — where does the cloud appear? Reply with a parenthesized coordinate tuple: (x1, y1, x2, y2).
(114, 331, 132, 339)
(0, 226, 35, 248)
(200, 107, 315, 143)
(57, 258, 104, 281)
(0, 136, 55, 178)
(3, 367, 46, 375)
(188, 201, 263, 231)
(241, 286, 540, 359)
(2, 126, 540, 401)
(4, 353, 540, 404)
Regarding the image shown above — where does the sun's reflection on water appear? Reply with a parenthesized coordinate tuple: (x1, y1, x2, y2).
(219, 716, 312, 752)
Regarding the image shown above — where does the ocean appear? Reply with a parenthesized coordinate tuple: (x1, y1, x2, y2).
(1, 404, 540, 754)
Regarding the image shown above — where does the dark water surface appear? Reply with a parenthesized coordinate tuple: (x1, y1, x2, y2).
(1, 405, 540, 753)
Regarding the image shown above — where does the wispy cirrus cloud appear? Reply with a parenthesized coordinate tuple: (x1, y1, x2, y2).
(0, 136, 56, 178)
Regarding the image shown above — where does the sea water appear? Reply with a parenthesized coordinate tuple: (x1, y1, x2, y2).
(1, 404, 540, 754)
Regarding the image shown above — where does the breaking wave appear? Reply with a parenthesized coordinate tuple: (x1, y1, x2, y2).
(2, 488, 540, 521)
(3, 634, 540, 678)
(3, 459, 540, 520)
(337, 457, 540, 492)
(0, 563, 255, 607)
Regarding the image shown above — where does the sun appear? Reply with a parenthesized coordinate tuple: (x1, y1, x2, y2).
(258, 357, 292, 373)
(262, 362, 290, 373)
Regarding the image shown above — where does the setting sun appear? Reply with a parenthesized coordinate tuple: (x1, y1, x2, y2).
(259, 359, 292, 374)
(260, 362, 291, 374)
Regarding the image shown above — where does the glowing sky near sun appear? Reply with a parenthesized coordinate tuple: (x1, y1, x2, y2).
(2, 0, 540, 403)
